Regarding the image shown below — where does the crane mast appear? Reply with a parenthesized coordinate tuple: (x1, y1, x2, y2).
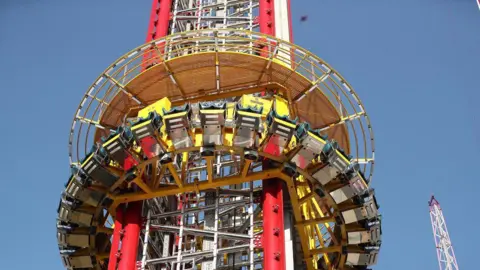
(429, 195, 459, 270)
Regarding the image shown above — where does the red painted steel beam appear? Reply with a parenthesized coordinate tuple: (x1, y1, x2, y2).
(259, 0, 286, 269)
(259, 0, 275, 35)
(262, 172, 286, 270)
(117, 137, 159, 269)
(108, 207, 124, 270)
(258, 0, 276, 95)
(146, 0, 173, 42)
(118, 201, 142, 270)
(108, 150, 138, 270)
(144, 0, 173, 70)
(114, 2, 176, 269)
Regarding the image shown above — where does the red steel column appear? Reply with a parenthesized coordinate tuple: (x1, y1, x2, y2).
(262, 172, 286, 270)
(258, 0, 275, 59)
(117, 139, 158, 269)
(259, 0, 285, 269)
(146, 0, 173, 42)
(259, 0, 275, 36)
(115, 1, 174, 267)
(144, 0, 173, 67)
(108, 207, 124, 270)
(118, 201, 143, 270)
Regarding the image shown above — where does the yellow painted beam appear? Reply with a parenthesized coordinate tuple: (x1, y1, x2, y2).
(299, 192, 314, 205)
(96, 252, 110, 260)
(297, 216, 335, 226)
(152, 165, 165, 189)
(150, 161, 158, 189)
(313, 224, 330, 266)
(112, 168, 283, 204)
(279, 174, 315, 270)
(167, 163, 183, 188)
(309, 246, 342, 255)
(241, 159, 252, 178)
(133, 178, 153, 194)
(96, 227, 114, 234)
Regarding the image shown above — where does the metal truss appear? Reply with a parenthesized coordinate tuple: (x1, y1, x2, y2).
(429, 196, 459, 270)
(170, 0, 258, 34)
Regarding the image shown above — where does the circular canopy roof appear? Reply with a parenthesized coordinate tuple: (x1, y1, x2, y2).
(69, 29, 374, 181)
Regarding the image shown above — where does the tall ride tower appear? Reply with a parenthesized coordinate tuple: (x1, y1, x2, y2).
(56, 1, 383, 269)
(429, 196, 459, 270)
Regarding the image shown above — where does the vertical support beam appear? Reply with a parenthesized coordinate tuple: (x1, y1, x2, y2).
(146, 0, 160, 42)
(201, 191, 216, 269)
(108, 207, 124, 270)
(262, 174, 286, 270)
(249, 181, 255, 270)
(212, 188, 220, 268)
(273, 0, 293, 67)
(259, 0, 285, 263)
(287, 0, 293, 43)
(141, 209, 152, 270)
(111, 141, 146, 270)
(113, 1, 175, 269)
(259, 0, 276, 71)
(284, 208, 295, 270)
(259, 0, 275, 35)
(145, 0, 173, 67)
(146, 0, 173, 42)
(118, 201, 143, 270)
(175, 196, 185, 270)
(117, 120, 156, 269)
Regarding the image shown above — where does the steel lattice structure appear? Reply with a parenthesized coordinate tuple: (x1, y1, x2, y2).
(56, 1, 382, 269)
(429, 196, 459, 270)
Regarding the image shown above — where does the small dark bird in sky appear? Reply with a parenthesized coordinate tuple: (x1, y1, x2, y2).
(300, 16, 308, 22)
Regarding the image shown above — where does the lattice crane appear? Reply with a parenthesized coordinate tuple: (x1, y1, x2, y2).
(429, 195, 459, 270)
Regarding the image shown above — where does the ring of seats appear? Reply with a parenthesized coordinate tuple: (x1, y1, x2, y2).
(56, 94, 381, 269)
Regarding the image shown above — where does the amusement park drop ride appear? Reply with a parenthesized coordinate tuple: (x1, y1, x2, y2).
(56, 1, 382, 269)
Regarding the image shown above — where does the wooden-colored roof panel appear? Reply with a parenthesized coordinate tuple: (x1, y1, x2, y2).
(167, 53, 216, 74)
(218, 53, 267, 88)
(324, 123, 350, 154)
(285, 74, 311, 100)
(94, 128, 109, 145)
(126, 64, 170, 96)
(100, 91, 137, 128)
(270, 62, 308, 99)
(296, 89, 340, 128)
(218, 66, 259, 88)
(174, 67, 217, 95)
(136, 77, 182, 102)
(218, 53, 265, 71)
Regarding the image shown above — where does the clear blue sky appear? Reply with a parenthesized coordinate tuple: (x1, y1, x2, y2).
(0, 0, 479, 269)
